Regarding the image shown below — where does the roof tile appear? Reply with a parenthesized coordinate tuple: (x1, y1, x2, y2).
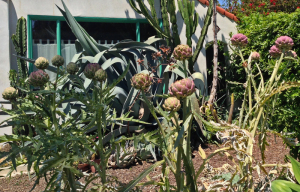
(198, 0, 238, 22)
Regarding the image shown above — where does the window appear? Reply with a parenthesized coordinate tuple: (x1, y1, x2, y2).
(27, 15, 159, 76)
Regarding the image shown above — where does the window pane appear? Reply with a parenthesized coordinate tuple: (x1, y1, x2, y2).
(32, 20, 57, 81)
(140, 23, 157, 42)
(79, 22, 136, 43)
(61, 21, 77, 66)
(60, 21, 137, 64)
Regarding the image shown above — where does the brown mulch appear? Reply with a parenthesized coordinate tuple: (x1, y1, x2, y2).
(0, 133, 290, 192)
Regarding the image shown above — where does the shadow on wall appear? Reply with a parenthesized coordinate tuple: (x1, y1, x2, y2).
(9, 1, 18, 72)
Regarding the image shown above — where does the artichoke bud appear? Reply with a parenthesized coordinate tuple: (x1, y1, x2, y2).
(2, 87, 18, 101)
(66, 62, 79, 75)
(28, 70, 49, 87)
(84, 63, 100, 80)
(94, 69, 107, 82)
(163, 97, 181, 112)
(168, 78, 195, 99)
(51, 55, 65, 67)
(173, 45, 192, 61)
(131, 73, 153, 91)
(34, 57, 49, 70)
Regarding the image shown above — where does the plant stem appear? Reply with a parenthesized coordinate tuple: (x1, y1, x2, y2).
(96, 81, 106, 184)
(52, 67, 59, 135)
(173, 114, 182, 191)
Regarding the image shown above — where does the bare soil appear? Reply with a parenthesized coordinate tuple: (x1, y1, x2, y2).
(0, 133, 290, 192)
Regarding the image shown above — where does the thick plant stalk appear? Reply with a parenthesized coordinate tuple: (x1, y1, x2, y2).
(11, 17, 28, 80)
(192, 0, 213, 64)
(167, 0, 181, 47)
(161, 0, 171, 45)
(208, 0, 218, 106)
(227, 93, 234, 124)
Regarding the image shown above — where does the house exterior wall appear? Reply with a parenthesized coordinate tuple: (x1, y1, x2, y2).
(0, 0, 12, 136)
(1, 0, 237, 135)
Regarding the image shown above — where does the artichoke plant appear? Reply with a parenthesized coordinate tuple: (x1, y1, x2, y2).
(163, 97, 181, 112)
(66, 62, 79, 75)
(34, 57, 49, 70)
(275, 36, 294, 51)
(2, 87, 18, 101)
(173, 45, 192, 61)
(131, 73, 153, 91)
(251, 52, 260, 61)
(168, 78, 195, 99)
(28, 70, 49, 87)
(51, 55, 65, 67)
(94, 69, 107, 82)
(269, 45, 282, 58)
(231, 33, 248, 48)
(84, 63, 100, 80)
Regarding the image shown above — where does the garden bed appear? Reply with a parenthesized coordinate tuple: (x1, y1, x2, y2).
(0, 133, 289, 191)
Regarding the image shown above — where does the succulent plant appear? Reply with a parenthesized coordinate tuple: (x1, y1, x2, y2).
(173, 45, 192, 61)
(131, 73, 153, 91)
(169, 78, 195, 99)
(66, 62, 79, 75)
(285, 50, 298, 58)
(251, 52, 260, 61)
(51, 55, 65, 67)
(94, 69, 107, 82)
(84, 63, 100, 80)
(163, 97, 181, 112)
(231, 33, 248, 48)
(34, 57, 49, 70)
(275, 36, 294, 51)
(28, 70, 49, 87)
(2, 87, 18, 101)
(269, 45, 282, 58)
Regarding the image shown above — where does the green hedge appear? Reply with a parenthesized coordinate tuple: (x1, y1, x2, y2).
(228, 10, 300, 158)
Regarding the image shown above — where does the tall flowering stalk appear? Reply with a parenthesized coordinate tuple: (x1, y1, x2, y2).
(228, 34, 300, 190)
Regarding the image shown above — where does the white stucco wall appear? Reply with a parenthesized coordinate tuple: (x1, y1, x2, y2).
(0, 0, 12, 136)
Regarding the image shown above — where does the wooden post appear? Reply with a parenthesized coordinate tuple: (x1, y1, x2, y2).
(208, 0, 218, 106)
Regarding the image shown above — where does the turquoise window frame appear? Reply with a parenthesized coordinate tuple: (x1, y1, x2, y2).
(27, 15, 162, 74)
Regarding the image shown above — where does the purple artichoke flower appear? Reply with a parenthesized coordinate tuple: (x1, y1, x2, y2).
(269, 45, 282, 58)
(163, 97, 181, 112)
(169, 78, 195, 99)
(131, 73, 153, 91)
(84, 63, 100, 80)
(28, 70, 49, 87)
(173, 45, 192, 61)
(251, 52, 260, 61)
(231, 34, 248, 48)
(275, 36, 294, 51)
